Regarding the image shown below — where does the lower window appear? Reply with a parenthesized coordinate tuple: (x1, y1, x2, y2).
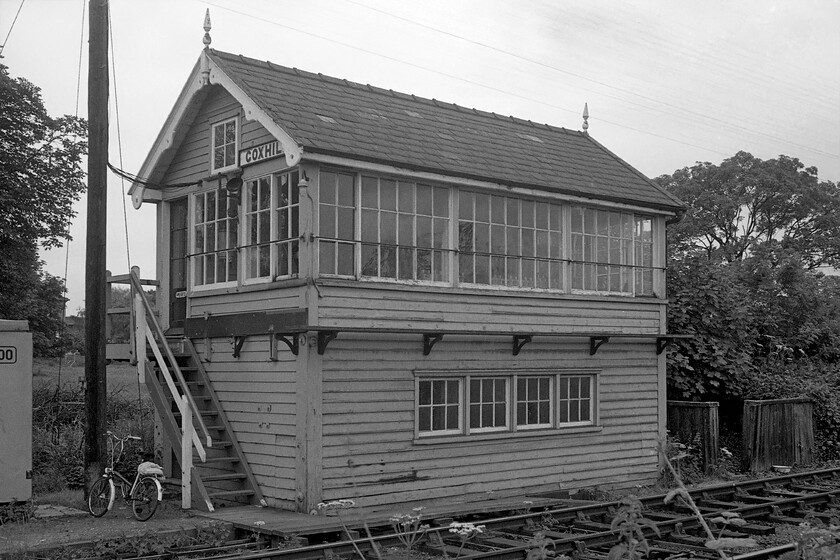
(416, 371, 596, 437)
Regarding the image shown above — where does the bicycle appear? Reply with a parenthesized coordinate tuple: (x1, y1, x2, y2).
(87, 430, 165, 521)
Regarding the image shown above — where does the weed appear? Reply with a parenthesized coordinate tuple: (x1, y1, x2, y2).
(794, 515, 840, 559)
(389, 508, 429, 550)
(607, 497, 660, 559)
(447, 521, 485, 558)
(525, 531, 570, 560)
(660, 439, 757, 558)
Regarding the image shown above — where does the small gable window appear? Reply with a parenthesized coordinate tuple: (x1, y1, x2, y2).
(211, 118, 238, 173)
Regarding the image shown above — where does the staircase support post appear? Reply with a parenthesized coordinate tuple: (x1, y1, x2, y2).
(133, 267, 147, 384)
(181, 394, 192, 509)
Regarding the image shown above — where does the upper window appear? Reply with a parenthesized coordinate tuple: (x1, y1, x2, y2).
(319, 171, 355, 276)
(360, 176, 450, 282)
(317, 170, 661, 297)
(417, 371, 596, 438)
(192, 189, 239, 287)
(243, 170, 300, 282)
(459, 191, 563, 289)
(211, 118, 238, 173)
(570, 207, 654, 295)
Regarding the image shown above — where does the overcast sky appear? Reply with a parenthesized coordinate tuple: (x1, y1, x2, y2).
(2, 0, 839, 314)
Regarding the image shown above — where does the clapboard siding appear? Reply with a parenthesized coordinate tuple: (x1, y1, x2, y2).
(161, 86, 239, 189)
(317, 336, 661, 507)
(317, 283, 663, 333)
(188, 286, 305, 317)
(193, 338, 298, 506)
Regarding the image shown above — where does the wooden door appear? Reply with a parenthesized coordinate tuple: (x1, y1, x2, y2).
(168, 198, 188, 332)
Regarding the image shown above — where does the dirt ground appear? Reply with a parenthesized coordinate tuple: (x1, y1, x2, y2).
(0, 503, 220, 557)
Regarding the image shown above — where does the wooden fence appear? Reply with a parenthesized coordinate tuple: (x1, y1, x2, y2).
(666, 401, 719, 472)
(742, 398, 814, 472)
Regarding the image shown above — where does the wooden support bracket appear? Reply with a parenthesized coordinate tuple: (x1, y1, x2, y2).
(232, 336, 246, 358)
(318, 331, 338, 355)
(656, 336, 673, 355)
(275, 334, 300, 356)
(512, 335, 532, 356)
(423, 333, 444, 356)
(590, 336, 610, 355)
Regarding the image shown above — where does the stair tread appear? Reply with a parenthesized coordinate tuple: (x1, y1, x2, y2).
(207, 489, 255, 498)
(202, 473, 247, 482)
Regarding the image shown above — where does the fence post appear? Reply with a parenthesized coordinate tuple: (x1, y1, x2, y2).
(181, 394, 192, 509)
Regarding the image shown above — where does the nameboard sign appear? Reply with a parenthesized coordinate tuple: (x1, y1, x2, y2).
(239, 140, 283, 166)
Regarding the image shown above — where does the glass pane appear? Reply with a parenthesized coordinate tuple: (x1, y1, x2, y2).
(580, 401, 591, 421)
(517, 402, 526, 425)
(447, 380, 459, 402)
(416, 184, 432, 215)
(475, 193, 489, 222)
(398, 182, 414, 212)
(380, 246, 396, 278)
(434, 187, 449, 217)
(381, 179, 396, 210)
(491, 196, 504, 224)
(419, 381, 431, 405)
(507, 198, 519, 226)
(337, 243, 354, 275)
(446, 404, 459, 429)
(417, 216, 432, 248)
(417, 249, 431, 280)
(475, 254, 489, 284)
(338, 173, 354, 206)
(491, 255, 505, 285)
(418, 407, 430, 431)
(536, 203, 549, 229)
(399, 247, 414, 279)
(399, 213, 414, 245)
(320, 173, 336, 204)
(337, 208, 354, 240)
(320, 206, 335, 238)
(432, 406, 444, 431)
(470, 404, 480, 429)
(494, 403, 506, 426)
(361, 244, 378, 276)
(319, 241, 335, 274)
(361, 176, 378, 208)
(539, 401, 550, 423)
(361, 210, 378, 242)
(381, 212, 396, 245)
(459, 190, 473, 219)
(433, 218, 447, 249)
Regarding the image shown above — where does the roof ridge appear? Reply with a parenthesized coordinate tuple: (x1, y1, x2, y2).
(208, 48, 579, 136)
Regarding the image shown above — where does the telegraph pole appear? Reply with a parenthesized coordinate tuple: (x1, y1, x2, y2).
(84, 0, 109, 490)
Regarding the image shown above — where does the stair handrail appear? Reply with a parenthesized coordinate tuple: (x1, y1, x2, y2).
(130, 267, 213, 449)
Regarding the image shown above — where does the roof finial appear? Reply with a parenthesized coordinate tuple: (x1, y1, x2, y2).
(582, 103, 589, 134)
(203, 9, 212, 50)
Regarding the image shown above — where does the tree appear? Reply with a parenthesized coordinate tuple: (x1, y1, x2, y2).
(0, 63, 87, 354)
(657, 151, 840, 269)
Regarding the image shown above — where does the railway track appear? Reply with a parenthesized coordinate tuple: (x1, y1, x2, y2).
(81, 467, 840, 560)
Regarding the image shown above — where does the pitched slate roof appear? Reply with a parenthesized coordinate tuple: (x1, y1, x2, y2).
(209, 50, 684, 212)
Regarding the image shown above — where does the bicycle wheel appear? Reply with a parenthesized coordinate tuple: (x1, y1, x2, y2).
(132, 477, 160, 521)
(88, 477, 113, 517)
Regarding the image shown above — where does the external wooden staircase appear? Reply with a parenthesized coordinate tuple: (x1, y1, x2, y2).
(144, 339, 266, 511)
(129, 267, 264, 512)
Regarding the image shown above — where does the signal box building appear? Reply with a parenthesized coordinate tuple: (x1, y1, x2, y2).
(129, 47, 685, 513)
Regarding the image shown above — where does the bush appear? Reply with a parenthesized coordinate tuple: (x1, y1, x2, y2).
(32, 384, 155, 494)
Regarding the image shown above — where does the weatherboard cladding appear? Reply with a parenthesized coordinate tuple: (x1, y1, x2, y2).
(209, 50, 683, 212)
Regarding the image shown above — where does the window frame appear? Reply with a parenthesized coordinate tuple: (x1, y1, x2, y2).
(317, 168, 664, 298)
(190, 187, 240, 291)
(210, 117, 239, 175)
(414, 369, 599, 440)
(241, 170, 301, 285)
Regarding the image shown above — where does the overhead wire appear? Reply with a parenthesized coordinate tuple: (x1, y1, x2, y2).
(0, 0, 26, 57)
(342, 0, 838, 158)
(57, 0, 86, 391)
(203, 0, 733, 158)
